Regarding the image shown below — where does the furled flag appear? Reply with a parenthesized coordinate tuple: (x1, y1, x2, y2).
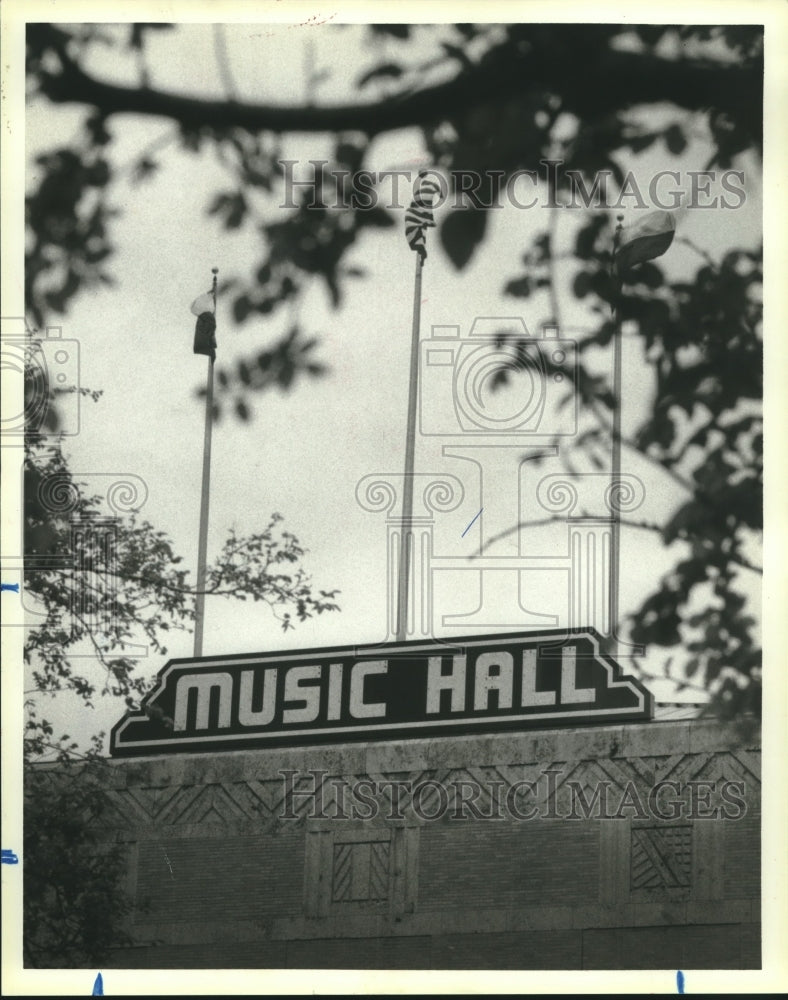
(614, 210, 676, 274)
(190, 291, 216, 362)
(405, 172, 442, 261)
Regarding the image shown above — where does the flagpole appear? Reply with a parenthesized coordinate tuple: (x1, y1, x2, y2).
(606, 211, 675, 651)
(396, 252, 424, 643)
(609, 218, 624, 648)
(194, 267, 218, 658)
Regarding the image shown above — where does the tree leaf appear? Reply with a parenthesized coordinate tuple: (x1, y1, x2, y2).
(439, 208, 488, 270)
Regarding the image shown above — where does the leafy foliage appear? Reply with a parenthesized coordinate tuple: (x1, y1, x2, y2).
(208, 325, 329, 423)
(23, 750, 134, 968)
(24, 421, 340, 761)
(22, 386, 339, 966)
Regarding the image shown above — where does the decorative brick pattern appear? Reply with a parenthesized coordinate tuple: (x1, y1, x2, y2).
(332, 839, 391, 903)
(642, 750, 762, 790)
(631, 825, 692, 889)
(85, 748, 760, 834)
(304, 823, 418, 918)
(29, 720, 761, 970)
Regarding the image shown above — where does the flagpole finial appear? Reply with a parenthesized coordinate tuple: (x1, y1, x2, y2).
(211, 268, 219, 313)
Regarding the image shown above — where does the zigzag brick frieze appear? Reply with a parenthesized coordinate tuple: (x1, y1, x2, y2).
(85, 745, 760, 833)
(24, 720, 761, 972)
(642, 751, 761, 790)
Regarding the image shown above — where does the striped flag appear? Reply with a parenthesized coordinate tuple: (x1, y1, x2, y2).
(614, 211, 676, 274)
(405, 173, 441, 261)
(190, 291, 216, 362)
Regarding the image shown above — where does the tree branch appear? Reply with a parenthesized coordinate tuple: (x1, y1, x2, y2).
(635, 668, 711, 698)
(474, 513, 763, 575)
(38, 33, 761, 139)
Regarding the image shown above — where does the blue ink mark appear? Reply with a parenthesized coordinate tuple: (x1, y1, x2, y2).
(1, 849, 19, 864)
(461, 508, 483, 538)
(677, 970, 685, 993)
(93, 972, 104, 995)
(1, 583, 20, 593)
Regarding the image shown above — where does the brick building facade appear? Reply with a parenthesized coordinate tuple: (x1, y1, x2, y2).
(35, 712, 761, 970)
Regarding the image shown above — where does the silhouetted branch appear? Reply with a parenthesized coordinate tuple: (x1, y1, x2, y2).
(38, 30, 761, 139)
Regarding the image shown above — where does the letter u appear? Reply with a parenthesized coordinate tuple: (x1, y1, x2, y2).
(238, 669, 277, 726)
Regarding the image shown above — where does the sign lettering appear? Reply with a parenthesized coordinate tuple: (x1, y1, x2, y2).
(110, 629, 653, 756)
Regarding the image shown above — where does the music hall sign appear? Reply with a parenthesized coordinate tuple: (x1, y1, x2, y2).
(110, 629, 653, 757)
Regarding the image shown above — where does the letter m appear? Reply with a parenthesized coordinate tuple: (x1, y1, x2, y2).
(174, 672, 233, 731)
(566, 779, 611, 819)
(565, 170, 611, 209)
